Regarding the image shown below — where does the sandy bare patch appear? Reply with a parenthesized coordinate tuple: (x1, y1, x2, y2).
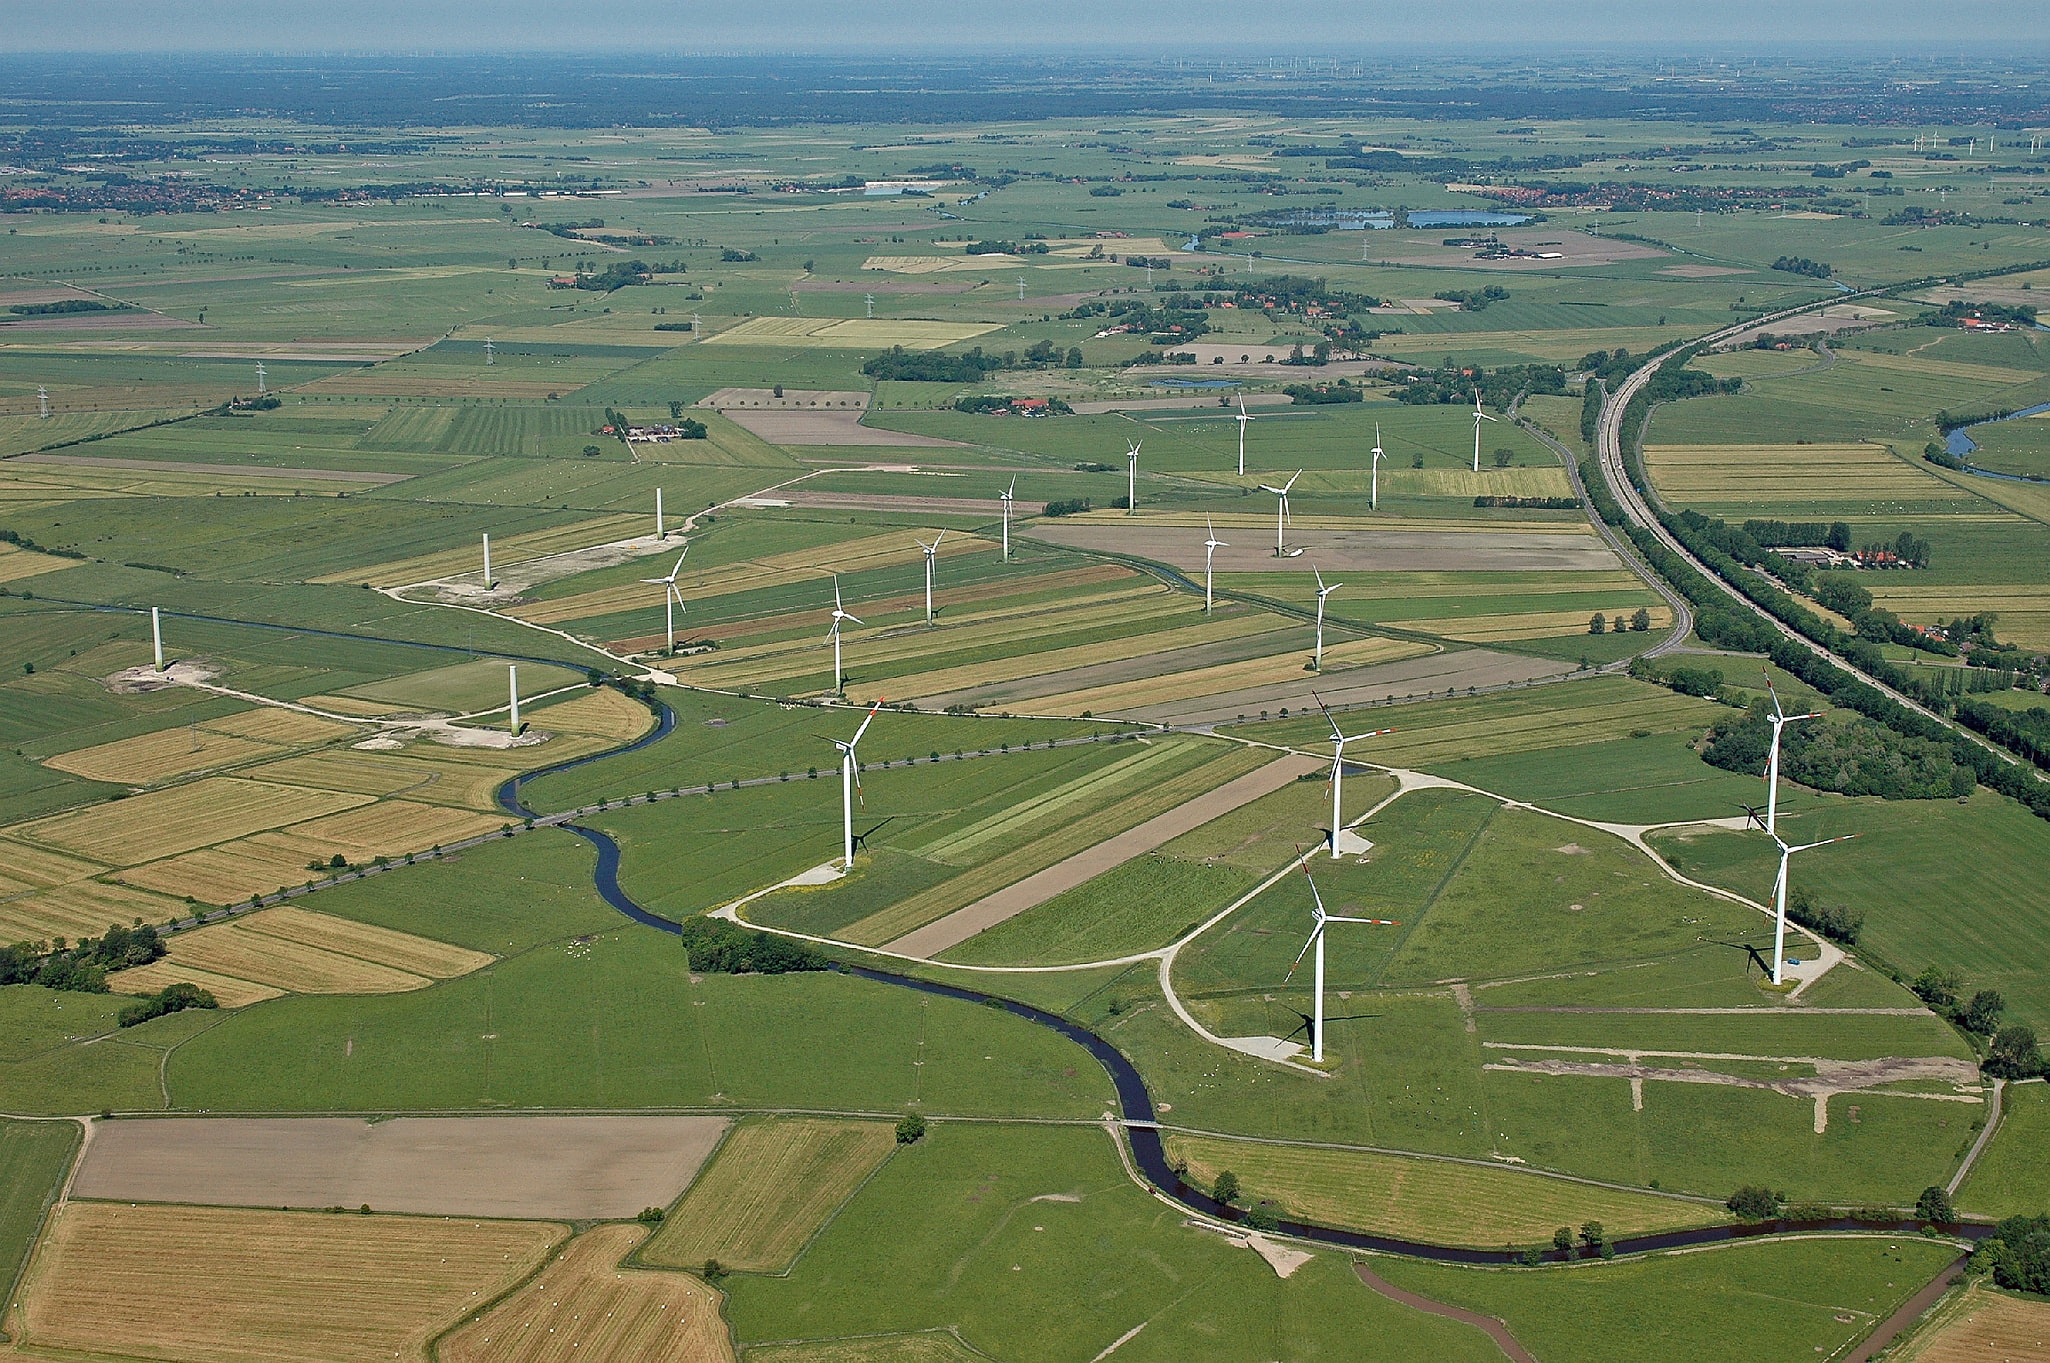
(722, 407, 965, 447)
(1554, 843, 1591, 855)
(396, 531, 683, 606)
(103, 660, 221, 694)
(73, 1115, 730, 1219)
(1246, 1232, 1313, 1278)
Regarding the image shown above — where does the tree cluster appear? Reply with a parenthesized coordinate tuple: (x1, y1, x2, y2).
(1283, 382, 1362, 405)
(119, 980, 218, 1027)
(1397, 361, 1567, 408)
(1928, 298, 2037, 327)
(1702, 701, 1975, 802)
(1434, 284, 1511, 311)
(0, 922, 166, 994)
(862, 346, 1007, 383)
(1741, 520, 1851, 552)
(1771, 256, 1834, 278)
(1970, 1215, 2050, 1292)
(675, 918, 830, 975)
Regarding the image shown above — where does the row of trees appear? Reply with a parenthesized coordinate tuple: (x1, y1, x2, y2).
(1588, 609, 1654, 634)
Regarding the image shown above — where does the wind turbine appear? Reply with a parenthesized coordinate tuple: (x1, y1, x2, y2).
(999, 476, 1016, 561)
(1257, 470, 1302, 556)
(825, 699, 884, 869)
(1202, 518, 1226, 614)
(484, 338, 496, 366)
(1762, 674, 1822, 838)
(639, 545, 689, 653)
(826, 575, 861, 693)
(865, 293, 875, 319)
(1312, 567, 1340, 669)
(916, 531, 946, 623)
(1470, 389, 1496, 473)
(1234, 394, 1255, 476)
(1125, 439, 1142, 515)
(1286, 855, 1398, 1061)
(36, 387, 48, 419)
(255, 362, 267, 396)
(1766, 831, 1856, 986)
(1316, 693, 1390, 859)
(1370, 424, 1384, 511)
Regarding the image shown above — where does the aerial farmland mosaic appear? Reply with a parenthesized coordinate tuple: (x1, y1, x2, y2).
(1, 20, 2049, 1363)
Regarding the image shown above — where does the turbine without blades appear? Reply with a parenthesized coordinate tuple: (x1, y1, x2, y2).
(1234, 394, 1255, 476)
(1202, 518, 1227, 614)
(1470, 389, 1498, 473)
(1761, 671, 1821, 838)
(999, 476, 1016, 561)
(916, 531, 946, 624)
(639, 545, 690, 654)
(1284, 852, 1398, 1062)
(1316, 692, 1390, 859)
(824, 577, 863, 694)
(1312, 567, 1341, 670)
(1257, 470, 1303, 557)
(1767, 831, 1856, 986)
(823, 699, 885, 869)
(1370, 424, 1385, 512)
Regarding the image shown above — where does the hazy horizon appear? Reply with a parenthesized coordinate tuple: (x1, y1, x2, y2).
(10, 1, 2049, 55)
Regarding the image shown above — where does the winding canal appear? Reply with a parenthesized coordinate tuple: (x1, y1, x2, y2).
(498, 697, 1989, 1267)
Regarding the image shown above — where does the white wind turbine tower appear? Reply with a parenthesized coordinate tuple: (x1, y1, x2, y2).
(691, 312, 701, 339)
(1761, 674, 1821, 838)
(255, 362, 267, 396)
(826, 699, 884, 869)
(1286, 857, 1398, 1062)
(1316, 693, 1390, 859)
(484, 338, 496, 366)
(1257, 470, 1303, 556)
(1017, 277, 1026, 301)
(150, 607, 165, 670)
(865, 293, 875, 319)
(1370, 424, 1384, 511)
(480, 533, 495, 590)
(916, 531, 946, 623)
(639, 545, 689, 653)
(1125, 439, 1142, 515)
(507, 665, 522, 734)
(1312, 567, 1340, 669)
(825, 575, 861, 693)
(1202, 518, 1226, 614)
(36, 387, 49, 419)
(1767, 830, 1856, 986)
(1470, 389, 1496, 473)
(999, 476, 1016, 561)
(1234, 394, 1255, 475)
(655, 487, 665, 539)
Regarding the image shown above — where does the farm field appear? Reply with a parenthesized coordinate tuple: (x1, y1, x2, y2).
(722, 1122, 1506, 1363)
(1641, 442, 1978, 520)
(111, 904, 494, 1001)
(1897, 1285, 2050, 1363)
(0, 1118, 78, 1330)
(1958, 1081, 2050, 1221)
(441, 1224, 736, 1363)
(1162, 1133, 1719, 1246)
(16, 1201, 562, 1363)
(640, 1116, 899, 1272)
(1371, 1236, 1960, 1363)
(71, 1114, 728, 1218)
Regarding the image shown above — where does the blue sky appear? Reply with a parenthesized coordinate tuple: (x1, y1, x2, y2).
(8, 1, 2046, 53)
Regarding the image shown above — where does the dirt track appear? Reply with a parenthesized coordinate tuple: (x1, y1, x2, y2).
(72, 1115, 728, 1218)
(15, 453, 410, 484)
(746, 490, 1012, 515)
(722, 408, 965, 447)
(886, 752, 1320, 959)
(1355, 1264, 1538, 1363)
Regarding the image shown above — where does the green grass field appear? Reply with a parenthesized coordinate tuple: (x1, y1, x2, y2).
(722, 1122, 1507, 1363)
(1372, 1236, 1960, 1363)
(1958, 1080, 2050, 1221)
(0, 1117, 81, 1330)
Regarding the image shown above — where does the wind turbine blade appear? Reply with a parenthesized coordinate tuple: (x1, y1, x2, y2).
(1006, 475, 1016, 497)
(1284, 469, 1302, 492)
(833, 576, 843, 611)
(1325, 914, 1400, 925)
(850, 697, 885, 745)
(1313, 691, 1343, 740)
(1314, 567, 1326, 593)
(1793, 833, 1858, 853)
(1341, 727, 1394, 744)
(842, 612, 864, 626)
(932, 530, 944, 549)
(1285, 926, 1321, 978)
(670, 547, 689, 577)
